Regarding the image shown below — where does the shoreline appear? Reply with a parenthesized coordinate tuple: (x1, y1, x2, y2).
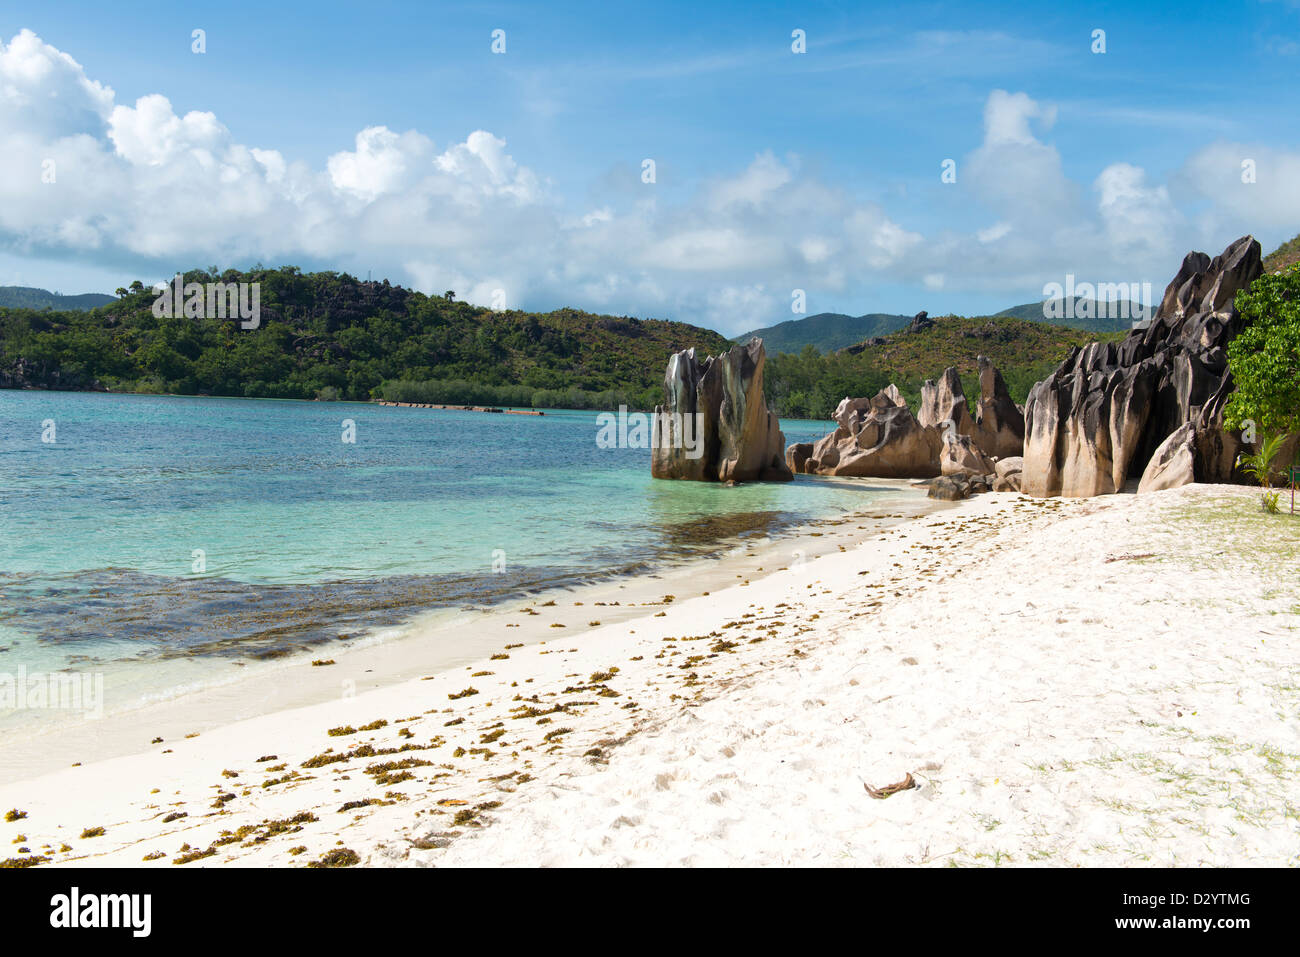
(3, 483, 1295, 868)
(0, 478, 938, 783)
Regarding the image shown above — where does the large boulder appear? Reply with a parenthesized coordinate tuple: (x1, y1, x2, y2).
(652, 338, 792, 483)
(1022, 236, 1263, 497)
(993, 472, 1022, 493)
(927, 475, 972, 500)
(940, 433, 994, 476)
(918, 368, 974, 436)
(786, 442, 814, 474)
(917, 360, 1024, 461)
(994, 456, 1024, 479)
(972, 356, 1026, 459)
(793, 385, 942, 478)
(906, 311, 934, 334)
(1137, 423, 1196, 493)
(791, 359, 1022, 480)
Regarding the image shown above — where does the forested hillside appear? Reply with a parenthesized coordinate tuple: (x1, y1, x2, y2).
(0, 267, 731, 409)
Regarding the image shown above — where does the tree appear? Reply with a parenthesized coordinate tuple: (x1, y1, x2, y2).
(1224, 265, 1300, 443)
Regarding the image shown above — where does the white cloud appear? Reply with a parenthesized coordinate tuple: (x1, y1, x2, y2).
(1, 29, 1295, 336)
(1178, 141, 1300, 229)
(706, 151, 792, 210)
(327, 126, 432, 201)
(1094, 162, 1180, 254)
(0, 28, 113, 138)
(108, 95, 226, 167)
(965, 90, 1074, 221)
(977, 221, 1012, 243)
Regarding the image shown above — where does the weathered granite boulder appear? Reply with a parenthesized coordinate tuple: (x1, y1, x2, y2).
(919, 368, 974, 436)
(994, 456, 1024, 479)
(993, 473, 1022, 493)
(786, 442, 814, 474)
(652, 338, 792, 483)
(992, 456, 1024, 493)
(1022, 236, 1263, 498)
(1137, 422, 1196, 493)
(906, 311, 934, 334)
(794, 385, 942, 478)
(917, 361, 1024, 461)
(928, 475, 971, 500)
(973, 356, 1026, 459)
(651, 347, 721, 481)
(941, 433, 994, 476)
(791, 360, 1022, 480)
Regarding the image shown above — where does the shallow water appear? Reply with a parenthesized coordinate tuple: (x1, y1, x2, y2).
(0, 391, 887, 697)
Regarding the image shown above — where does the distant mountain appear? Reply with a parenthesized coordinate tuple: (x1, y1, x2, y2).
(739, 299, 1145, 356)
(733, 312, 913, 354)
(995, 298, 1146, 334)
(0, 286, 116, 311)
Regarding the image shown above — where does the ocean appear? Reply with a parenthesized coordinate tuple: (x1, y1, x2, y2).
(0, 390, 903, 732)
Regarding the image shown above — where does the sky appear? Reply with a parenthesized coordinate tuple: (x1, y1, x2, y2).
(1, 0, 1299, 335)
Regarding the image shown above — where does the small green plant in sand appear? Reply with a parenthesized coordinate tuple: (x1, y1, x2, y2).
(1236, 432, 1291, 513)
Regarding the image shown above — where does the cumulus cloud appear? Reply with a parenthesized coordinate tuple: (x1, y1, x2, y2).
(1094, 163, 1181, 255)
(1178, 141, 1300, 230)
(0, 28, 1295, 334)
(965, 89, 1074, 222)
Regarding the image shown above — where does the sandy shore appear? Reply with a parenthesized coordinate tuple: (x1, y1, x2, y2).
(2, 483, 1297, 868)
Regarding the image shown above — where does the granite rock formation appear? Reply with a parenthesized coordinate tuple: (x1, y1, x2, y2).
(792, 386, 942, 478)
(651, 338, 792, 483)
(1022, 236, 1263, 498)
(940, 433, 994, 476)
(790, 359, 1024, 480)
(918, 368, 974, 436)
(972, 356, 1026, 459)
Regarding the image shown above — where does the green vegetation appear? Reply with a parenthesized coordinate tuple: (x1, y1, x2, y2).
(1262, 232, 1300, 274)
(1225, 265, 1300, 445)
(764, 315, 1118, 419)
(0, 266, 1144, 422)
(1237, 433, 1291, 494)
(737, 301, 1136, 355)
(0, 267, 730, 408)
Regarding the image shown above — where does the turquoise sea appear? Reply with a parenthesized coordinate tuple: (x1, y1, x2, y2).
(0, 390, 896, 718)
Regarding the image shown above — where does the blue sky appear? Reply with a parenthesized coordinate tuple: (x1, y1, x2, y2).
(2, 0, 1299, 333)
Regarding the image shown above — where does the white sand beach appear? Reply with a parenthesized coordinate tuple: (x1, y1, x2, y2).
(2, 483, 1297, 868)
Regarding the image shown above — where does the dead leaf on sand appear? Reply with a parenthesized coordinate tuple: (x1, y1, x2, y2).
(864, 772, 917, 799)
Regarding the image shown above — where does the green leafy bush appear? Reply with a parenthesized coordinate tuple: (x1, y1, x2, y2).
(1225, 266, 1300, 440)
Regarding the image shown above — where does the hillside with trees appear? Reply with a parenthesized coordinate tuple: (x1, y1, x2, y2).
(0, 267, 731, 410)
(763, 314, 1121, 419)
(1262, 232, 1300, 274)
